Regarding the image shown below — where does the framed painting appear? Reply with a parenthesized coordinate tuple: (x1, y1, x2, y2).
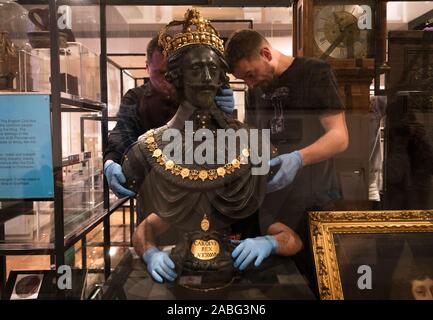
(309, 210, 433, 300)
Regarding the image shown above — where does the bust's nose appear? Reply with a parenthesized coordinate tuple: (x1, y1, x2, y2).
(203, 66, 212, 82)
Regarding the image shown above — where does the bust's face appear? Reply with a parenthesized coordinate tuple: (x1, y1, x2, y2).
(181, 46, 222, 108)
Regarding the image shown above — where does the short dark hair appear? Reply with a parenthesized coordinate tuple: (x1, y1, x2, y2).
(225, 29, 268, 71)
(165, 44, 229, 93)
(146, 36, 163, 63)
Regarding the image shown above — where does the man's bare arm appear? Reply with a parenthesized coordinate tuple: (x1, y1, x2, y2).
(132, 213, 170, 257)
(267, 222, 303, 256)
(299, 111, 349, 166)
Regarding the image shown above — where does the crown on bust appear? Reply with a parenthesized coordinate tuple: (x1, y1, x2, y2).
(158, 8, 224, 57)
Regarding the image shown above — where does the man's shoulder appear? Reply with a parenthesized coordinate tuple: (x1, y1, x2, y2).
(121, 82, 152, 105)
(278, 57, 331, 83)
(294, 56, 331, 72)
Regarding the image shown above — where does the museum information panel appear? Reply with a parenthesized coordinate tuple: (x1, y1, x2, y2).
(0, 93, 53, 199)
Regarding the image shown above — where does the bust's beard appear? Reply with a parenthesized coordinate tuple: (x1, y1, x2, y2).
(192, 93, 216, 109)
(253, 63, 278, 94)
(182, 84, 219, 109)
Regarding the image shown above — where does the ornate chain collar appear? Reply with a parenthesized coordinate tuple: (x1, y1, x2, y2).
(142, 129, 250, 182)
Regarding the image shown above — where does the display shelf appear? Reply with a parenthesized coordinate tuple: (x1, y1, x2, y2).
(0, 200, 55, 253)
(64, 197, 131, 248)
(63, 201, 104, 247)
(61, 93, 105, 112)
(62, 151, 94, 167)
(0, 211, 53, 250)
(0, 197, 131, 254)
(61, 139, 104, 250)
(0, 195, 104, 251)
(0, 245, 54, 255)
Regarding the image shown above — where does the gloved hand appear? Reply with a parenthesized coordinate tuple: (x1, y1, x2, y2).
(143, 247, 177, 283)
(267, 151, 303, 193)
(103, 160, 136, 198)
(214, 88, 235, 114)
(231, 235, 278, 271)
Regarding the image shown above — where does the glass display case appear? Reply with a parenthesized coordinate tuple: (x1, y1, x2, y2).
(0, 1, 134, 299)
(0, 103, 105, 250)
(0, 0, 106, 253)
(107, 59, 121, 117)
(101, 248, 315, 300)
(18, 42, 100, 101)
(2, 0, 432, 303)
(106, 54, 146, 117)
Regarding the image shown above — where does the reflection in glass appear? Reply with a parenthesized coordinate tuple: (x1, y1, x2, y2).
(334, 232, 433, 299)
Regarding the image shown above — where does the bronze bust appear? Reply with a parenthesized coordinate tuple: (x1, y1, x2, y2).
(122, 9, 272, 290)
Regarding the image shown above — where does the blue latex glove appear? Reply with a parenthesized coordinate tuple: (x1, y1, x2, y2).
(214, 88, 235, 114)
(231, 235, 278, 271)
(143, 247, 177, 283)
(103, 160, 136, 198)
(267, 151, 303, 193)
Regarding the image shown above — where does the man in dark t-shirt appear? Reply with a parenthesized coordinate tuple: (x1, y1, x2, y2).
(225, 30, 349, 291)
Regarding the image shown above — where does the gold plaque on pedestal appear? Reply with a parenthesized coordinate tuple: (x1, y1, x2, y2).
(190, 239, 220, 260)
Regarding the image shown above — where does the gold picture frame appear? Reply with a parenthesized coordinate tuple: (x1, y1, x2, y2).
(309, 210, 433, 300)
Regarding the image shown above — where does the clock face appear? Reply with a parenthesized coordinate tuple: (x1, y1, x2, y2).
(313, 4, 370, 59)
